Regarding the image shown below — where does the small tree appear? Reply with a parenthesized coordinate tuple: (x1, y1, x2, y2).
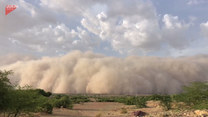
(0, 70, 13, 113)
(7, 88, 44, 117)
(0, 70, 54, 116)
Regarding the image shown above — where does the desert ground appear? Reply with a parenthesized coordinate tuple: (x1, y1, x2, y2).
(39, 102, 135, 117)
(0, 101, 206, 117)
(38, 101, 202, 117)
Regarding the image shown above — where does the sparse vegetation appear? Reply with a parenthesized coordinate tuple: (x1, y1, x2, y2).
(174, 82, 208, 110)
(51, 95, 73, 109)
(120, 108, 127, 114)
(149, 94, 172, 110)
(94, 82, 208, 110)
(135, 96, 148, 108)
(69, 95, 91, 104)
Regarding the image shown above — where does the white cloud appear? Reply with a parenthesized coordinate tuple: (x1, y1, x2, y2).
(40, 0, 104, 16)
(0, 0, 103, 56)
(81, 9, 190, 55)
(163, 15, 183, 29)
(201, 21, 208, 39)
(42, 0, 160, 55)
(10, 24, 100, 55)
(81, 1, 162, 55)
(187, 0, 208, 5)
(0, 0, 198, 56)
(162, 14, 190, 49)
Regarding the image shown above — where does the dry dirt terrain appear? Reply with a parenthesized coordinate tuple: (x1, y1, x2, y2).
(38, 101, 208, 117)
(1, 101, 207, 117)
(40, 102, 135, 117)
(37, 101, 180, 117)
(39, 101, 201, 117)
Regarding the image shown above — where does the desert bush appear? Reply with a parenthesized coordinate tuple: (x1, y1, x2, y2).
(52, 95, 73, 109)
(70, 95, 91, 104)
(149, 94, 172, 110)
(40, 102, 53, 114)
(54, 94, 64, 99)
(35, 89, 52, 97)
(124, 97, 137, 105)
(174, 82, 208, 109)
(95, 96, 115, 102)
(135, 97, 148, 108)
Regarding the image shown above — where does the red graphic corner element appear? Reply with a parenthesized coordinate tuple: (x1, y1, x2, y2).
(5, 5, 17, 16)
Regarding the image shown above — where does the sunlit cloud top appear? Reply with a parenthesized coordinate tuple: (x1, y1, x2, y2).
(1, 0, 208, 57)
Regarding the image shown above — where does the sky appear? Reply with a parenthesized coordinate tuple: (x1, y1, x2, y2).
(1, 0, 208, 58)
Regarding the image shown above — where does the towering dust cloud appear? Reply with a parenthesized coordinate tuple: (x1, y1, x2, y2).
(1, 51, 208, 94)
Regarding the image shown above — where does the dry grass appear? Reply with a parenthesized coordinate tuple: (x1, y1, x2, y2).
(95, 113, 102, 117)
(120, 108, 127, 114)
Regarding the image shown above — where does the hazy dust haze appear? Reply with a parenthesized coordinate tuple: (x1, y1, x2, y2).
(1, 51, 208, 95)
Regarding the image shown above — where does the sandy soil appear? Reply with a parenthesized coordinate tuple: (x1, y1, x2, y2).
(1, 101, 204, 117)
(40, 102, 135, 117)
(39, 101, 165, 117)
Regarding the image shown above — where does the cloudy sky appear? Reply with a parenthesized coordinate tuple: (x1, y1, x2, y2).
(1, 0, 208, 58)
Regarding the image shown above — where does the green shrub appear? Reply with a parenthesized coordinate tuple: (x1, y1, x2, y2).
(96, 97, 115, 102)
(41, 103, 53, 114)
(52, 95, 73, 109)
(54, 94, 63, 99)
(149, 94, 172, 110)
(70, 96, 91, 104)
(135, 97, 147, 108)
(124, 97, 136, 105)
(35, 89, 52, 97)
(174, 82, 208, 109)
